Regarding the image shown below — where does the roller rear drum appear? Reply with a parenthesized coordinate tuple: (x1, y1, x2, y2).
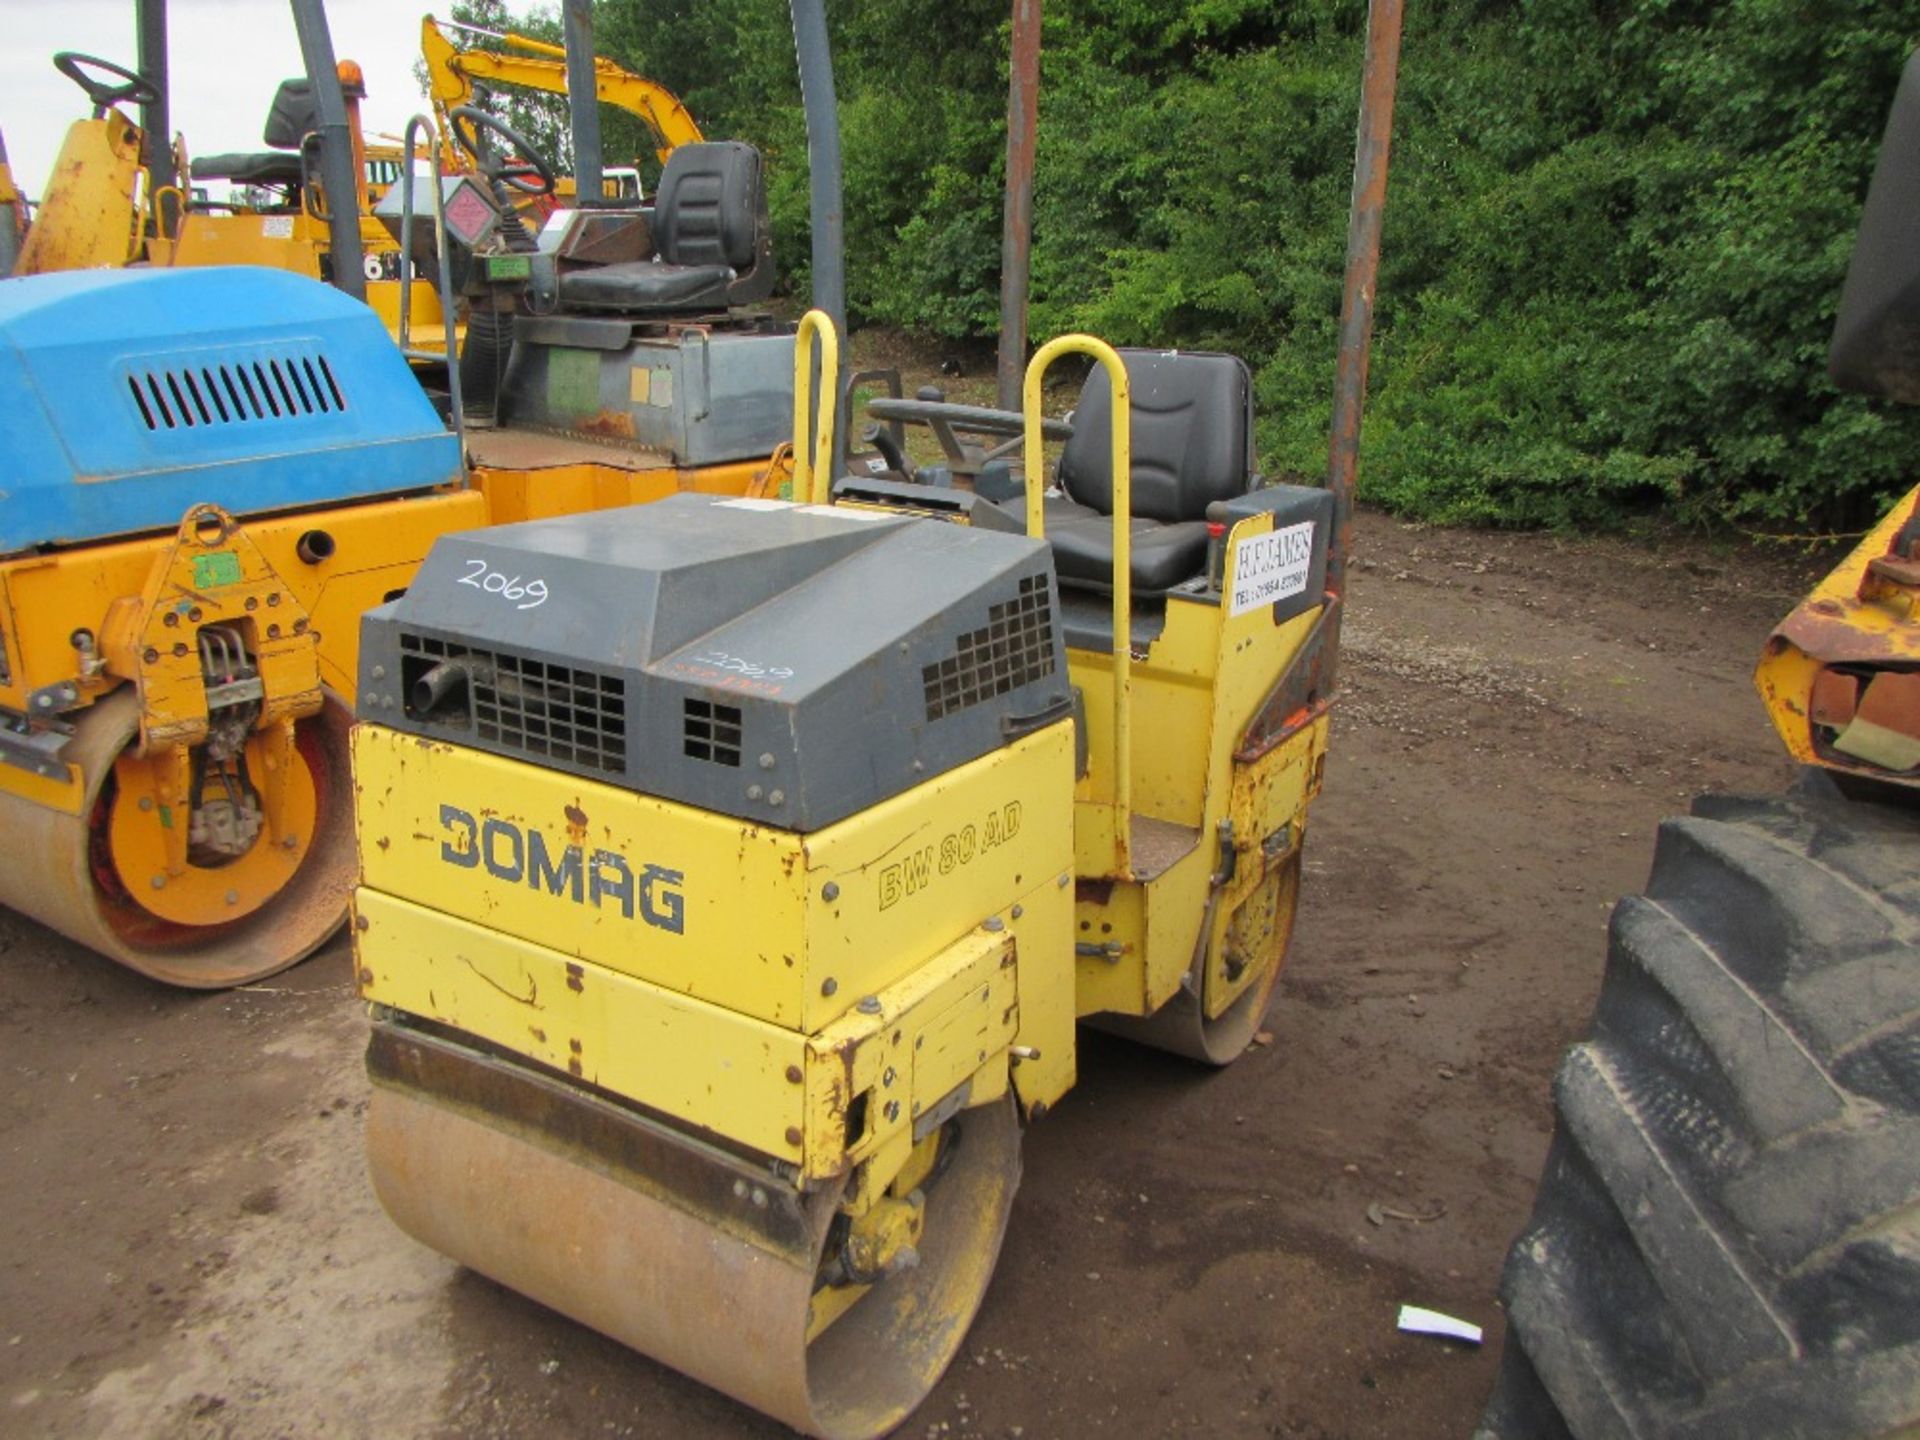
(0, 688, 356, 987)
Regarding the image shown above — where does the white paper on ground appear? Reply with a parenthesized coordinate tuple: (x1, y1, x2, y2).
(1397, 1304, 1484, 1344)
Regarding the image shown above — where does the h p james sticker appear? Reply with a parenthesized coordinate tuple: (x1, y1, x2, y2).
(1230, 521, 1317, 616)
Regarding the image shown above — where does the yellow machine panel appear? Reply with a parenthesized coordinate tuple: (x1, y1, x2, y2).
(0, 488, 486, 985)
(358, 888, 1025, 1178)
(0, 489, 486, 724)
(469, 454, 785, 525)
(1757, 484, 1920, 779)
(15, 112, 144, 274)
(148, 214, 323, 272)
(352, 720, 1075, 1036)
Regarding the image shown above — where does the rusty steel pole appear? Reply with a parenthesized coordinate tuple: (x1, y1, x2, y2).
(1220, 0, 1404, 758)
(995, 0, 1042, 412)
(1324, 0, 1404, 600)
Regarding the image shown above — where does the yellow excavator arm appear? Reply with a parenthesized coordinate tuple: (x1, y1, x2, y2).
(421, 14, 702, 167)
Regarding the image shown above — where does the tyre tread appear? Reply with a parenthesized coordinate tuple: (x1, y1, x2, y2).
(1479, 785, 1920, 1439)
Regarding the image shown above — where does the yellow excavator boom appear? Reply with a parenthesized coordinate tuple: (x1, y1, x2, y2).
(421, 14, 702, 168)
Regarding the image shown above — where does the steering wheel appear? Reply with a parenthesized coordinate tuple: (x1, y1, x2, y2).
(54, 52, 161, 117)
(867, 396, 1073, 443)
(447, 105, 556, 197)
(865, 393, 1073, 478)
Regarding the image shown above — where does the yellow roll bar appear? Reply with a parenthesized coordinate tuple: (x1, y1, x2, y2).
(792, 310, 841, 505)
(1023, 335, 1132, 876)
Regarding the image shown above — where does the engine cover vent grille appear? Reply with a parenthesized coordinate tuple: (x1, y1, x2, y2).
(683, 697, 743, 767)
(400, 632, 627, 776)
(125, 352, 347, 432)
(923, 573, 1055, 722)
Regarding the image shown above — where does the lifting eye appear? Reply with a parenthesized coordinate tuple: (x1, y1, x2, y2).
(296, 530, 337, 565)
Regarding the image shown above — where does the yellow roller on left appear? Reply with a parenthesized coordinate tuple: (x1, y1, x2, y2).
(0, 267, 489, 986)
(0, 264, 795, 986)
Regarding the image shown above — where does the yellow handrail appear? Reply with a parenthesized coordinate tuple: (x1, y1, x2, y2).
(1023, 335, 1132, 876)
(792, 309, 840, 505)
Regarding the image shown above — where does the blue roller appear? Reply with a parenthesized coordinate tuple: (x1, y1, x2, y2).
(0, 266, 462, 554)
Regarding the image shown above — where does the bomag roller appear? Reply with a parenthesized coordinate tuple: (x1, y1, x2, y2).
(353, 332, 1335, 1439)
(1478, 49, 1920, 1440)
(0, 1, 818, 987)
(346, 7, 1404, 1431)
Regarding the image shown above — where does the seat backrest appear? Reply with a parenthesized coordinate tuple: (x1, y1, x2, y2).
(654, 142, 763, 270)
(1059, 349, 1254, 523)
(262, 80, 316, 151)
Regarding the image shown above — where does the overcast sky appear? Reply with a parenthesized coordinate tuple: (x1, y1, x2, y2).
(4, 0, 435, 201)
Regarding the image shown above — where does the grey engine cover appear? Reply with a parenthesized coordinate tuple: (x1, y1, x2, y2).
(357, 494, 1070, 832)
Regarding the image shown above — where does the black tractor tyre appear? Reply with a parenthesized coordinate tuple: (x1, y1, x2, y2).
(1477, 773, 1920, 1440)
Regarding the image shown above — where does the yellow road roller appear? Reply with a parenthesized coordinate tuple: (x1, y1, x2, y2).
(348, 0, 1401, 1423)
(0, 265, 481, 986)
(352, 329, 1344, 1436)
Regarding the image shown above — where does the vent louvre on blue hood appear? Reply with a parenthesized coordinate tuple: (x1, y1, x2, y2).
(125, 349, 346, 431)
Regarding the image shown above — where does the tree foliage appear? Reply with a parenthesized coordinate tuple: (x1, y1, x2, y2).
(457, 0, 1920, 529)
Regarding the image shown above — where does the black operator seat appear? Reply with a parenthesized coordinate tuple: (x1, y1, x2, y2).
(556, 141, 776, 314)
(1023, 349, 1257, 596)
(189, 78, 328, 189)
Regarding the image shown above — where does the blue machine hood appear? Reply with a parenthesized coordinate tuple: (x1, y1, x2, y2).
(0, 266, 463, 553)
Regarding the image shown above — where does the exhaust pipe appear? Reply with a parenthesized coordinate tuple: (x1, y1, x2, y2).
(410, 658, 492, 717)
(137, 0, 176, 236)
(789, 0, 848, 477)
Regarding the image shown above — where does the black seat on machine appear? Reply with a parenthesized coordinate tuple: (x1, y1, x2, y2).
(188, 151, 305, 186)
(189, 79, 319, 188)
(557, 142, 774, 313)
(1020, 350, 1256, 595)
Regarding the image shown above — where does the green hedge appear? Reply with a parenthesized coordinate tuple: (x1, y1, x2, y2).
(469, 0, 1920, 530)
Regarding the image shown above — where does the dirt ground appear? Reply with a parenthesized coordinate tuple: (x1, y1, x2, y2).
(0, 508, 1827, 1440)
